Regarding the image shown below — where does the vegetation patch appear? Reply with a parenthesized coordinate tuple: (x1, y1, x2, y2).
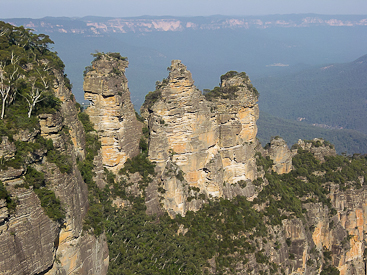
(22, 166, 65, 224)
(0, 181, 16, 212)
(34, 188, 65, 224)
(46, 139, 73, 174)
(220, 71, 249, 82)
(76, 111, 104, 235)
(204, 85, 239, 101)
(141, 90, 162, 111)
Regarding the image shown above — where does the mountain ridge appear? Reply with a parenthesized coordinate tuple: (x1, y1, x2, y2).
(3, 14, 367, 35)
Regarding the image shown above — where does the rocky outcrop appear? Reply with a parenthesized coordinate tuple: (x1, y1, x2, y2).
(141, 61, 260, 216)
(265, 137, 294, 174)
(211, 71, 259, 185)
(45, 72, 109, 275)
(272, 184, 367, 275)
(1, 50, 366, 275)
(0, 188, 59, 275)
(297, 138, 337, 161)
(0, 71, 109, 275)
(84, 53, 142, 173)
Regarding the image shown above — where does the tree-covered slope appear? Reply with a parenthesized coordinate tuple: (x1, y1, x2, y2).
(100, 144, 367, 274)
(253, 54, 367, 134)
(257, 111, 367, 155)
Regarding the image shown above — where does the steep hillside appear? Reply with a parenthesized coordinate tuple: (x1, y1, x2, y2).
(83, 59, 367, 275)
(254, 54, 367, 134)
(0, 22, 108, 275)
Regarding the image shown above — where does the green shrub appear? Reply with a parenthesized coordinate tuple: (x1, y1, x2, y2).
(142, 90, 162, 110)
(119, 153, 156, 188)
(255, 152, 273, 171)
(34, 188, 65, 224)
(46, 139, 72, 174)
(25, 166, 45, 189)
(320, 265, 340, 275)
(255, 251, 268, 263)
(135, 111, 144, 123)
(78, 112, 95, 133)
(176, 170, 185, 182)
(204, 86, 239, 101)
(76, 111, 103, 235)
(0, 181, 16, 211)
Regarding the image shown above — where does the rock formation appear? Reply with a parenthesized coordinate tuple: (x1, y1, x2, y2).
(0, 70, 109, 275)
(141, 61, 260, 216)
(264, 136, 294, 174)
(2, 49, 367, 275)
(84, 53, 142, 173)
(297, 138, 337, 161)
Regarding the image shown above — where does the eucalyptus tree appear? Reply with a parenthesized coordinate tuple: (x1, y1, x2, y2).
(0, 21, 64, 120)
(0, 47, 23, 119)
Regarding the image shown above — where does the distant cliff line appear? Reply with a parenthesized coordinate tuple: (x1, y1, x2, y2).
(3, 14, 367, 35)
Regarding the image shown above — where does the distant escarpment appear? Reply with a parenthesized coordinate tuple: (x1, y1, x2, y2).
(5, 15, 367, 35)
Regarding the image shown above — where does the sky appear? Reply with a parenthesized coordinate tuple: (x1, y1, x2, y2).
(1, 0, 367, 19)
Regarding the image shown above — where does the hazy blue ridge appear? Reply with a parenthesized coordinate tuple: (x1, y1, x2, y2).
(257, 111, 367, 155)
(253, 54, 367, 135)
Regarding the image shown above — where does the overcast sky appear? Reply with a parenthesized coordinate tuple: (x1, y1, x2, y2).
(1, 0, 367, 19)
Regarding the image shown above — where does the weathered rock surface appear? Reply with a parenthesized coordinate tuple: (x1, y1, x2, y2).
(84, 53, 142, 173)
(211, 72, 259, 185)
(141, 61, 260, 216)
(297, 138, 337, 161)
(1, 53, 366, 275)
(0, 188, 59, 275)
(265, 137, 294, 174)
(0, 71, 109, 275)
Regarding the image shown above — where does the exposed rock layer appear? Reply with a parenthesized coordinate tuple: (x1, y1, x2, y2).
(84, 54, 142, 173)
(141, 60, 260, 216)
(0, 72, 109, 275)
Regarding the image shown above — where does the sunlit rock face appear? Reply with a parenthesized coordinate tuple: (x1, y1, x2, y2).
(141, 61, 260, 216)
(264, 137, 294, 174)
(84, 54, 142, 173)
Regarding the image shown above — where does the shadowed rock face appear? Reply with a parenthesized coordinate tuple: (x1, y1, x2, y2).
(141, 60, 260, 216)
(84, 54, 142, 173)
(0, 188, 59, 275)
(0, 71, 109, 275)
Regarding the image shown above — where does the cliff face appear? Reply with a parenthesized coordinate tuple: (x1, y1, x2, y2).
(141, 61, 260, 216)
(84, 54, 142, 174)
(0, 72, 109, 275)
(2, 50, 367, 275)
(137, 62, 367, 274)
